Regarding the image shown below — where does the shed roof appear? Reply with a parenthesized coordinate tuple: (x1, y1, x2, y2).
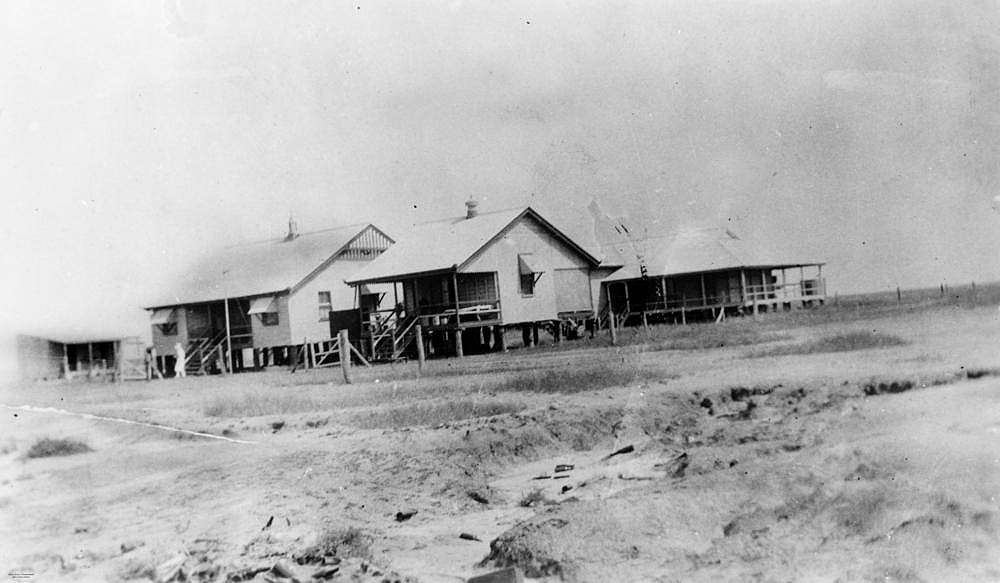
(17, 332, 135, 345)
(346, 207, 602, 284)
(147, 223, 390, 308)
(604, 226, 824, 282)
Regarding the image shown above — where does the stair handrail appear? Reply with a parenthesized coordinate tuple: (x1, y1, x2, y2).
(391, 315, 420, 359)
(186, 329, 228, 373)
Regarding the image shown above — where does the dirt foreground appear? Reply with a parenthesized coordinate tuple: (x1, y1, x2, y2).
(3, 305, 1000, 582)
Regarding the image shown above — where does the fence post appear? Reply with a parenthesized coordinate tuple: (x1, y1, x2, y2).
(896, 286, 901, 305)
(114, 341, 123, 384)
(415, 324, 426, 371)
(609, 312, 618, 345)
(338, 329, 352, 384)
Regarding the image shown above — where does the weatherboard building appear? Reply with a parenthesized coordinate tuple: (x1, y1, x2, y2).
(145, 220, 393, 375)
(344, 202, 622, 361)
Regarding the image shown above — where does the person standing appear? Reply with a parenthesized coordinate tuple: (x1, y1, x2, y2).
(174, 342, 187, 378)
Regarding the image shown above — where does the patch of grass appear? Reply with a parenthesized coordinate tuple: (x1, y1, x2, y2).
(642, 323, 790, 352)
(116, 553, 156, 581)
(305, 526, 372, 561)
(171, 429, 214, 441)
(750, 331, 908, 358)
(487, 366, 647, 395)
(0, 440, 16, 456)
(833, 486, 887, 536)
(26, 437, 92, 458)
(965, 367, 1000, 380)
(202, 391, 321, 418)
(862, 380, 914, 396)
(519, 488, 549, 508)
(350, 399, 524, 429)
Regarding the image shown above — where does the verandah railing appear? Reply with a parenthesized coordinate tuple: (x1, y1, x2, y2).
(606, 278, 826, 327)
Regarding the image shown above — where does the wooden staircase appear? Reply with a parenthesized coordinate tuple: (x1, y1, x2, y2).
(369, 313, 419, 362)
(184, 331, 227, 376)
(596, 304, 629, 331)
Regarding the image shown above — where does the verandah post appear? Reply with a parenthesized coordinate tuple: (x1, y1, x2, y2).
(609, 312, 618, 345)
(452, 269, 463, 358)
(219, 344, 228, 375)
(495, 325, 507, 352)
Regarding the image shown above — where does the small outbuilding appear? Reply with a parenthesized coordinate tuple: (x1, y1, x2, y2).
(345, 203, 618, 360)
(601, 226, 825, 326)
(145, 220, 393, 375)
(15, 333, 145, 382)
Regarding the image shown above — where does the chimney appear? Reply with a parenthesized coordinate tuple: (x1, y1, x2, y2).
(465, 199, 479, 219)
(286, 214, 299, 241)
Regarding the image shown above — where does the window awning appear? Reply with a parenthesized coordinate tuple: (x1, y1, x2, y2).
(247, 296, 278, 315)
(518, 254, 544, 275)
(150, 308, 175, 325)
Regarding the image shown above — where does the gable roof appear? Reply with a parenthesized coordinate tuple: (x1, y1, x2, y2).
(604, 226, 823, 282)
(146, 223, 391, 308)
(346, 207, 601, 285)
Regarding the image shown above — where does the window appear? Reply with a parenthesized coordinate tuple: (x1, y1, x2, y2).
(518, 254, 542, 296)
(260, 312, 279, 326)
(519, 272, 535, 296)
(151, 308, 177, 335)
(318, 291, 332, 321)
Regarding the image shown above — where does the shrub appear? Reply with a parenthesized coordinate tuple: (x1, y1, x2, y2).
(519, 488, 548, 508)
(26, 437, 92, 458)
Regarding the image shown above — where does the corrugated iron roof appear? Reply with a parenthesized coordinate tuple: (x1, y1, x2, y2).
(346, 207, 601, 284)
(18, 332, 136, 345)
(604, 226, 823, 281)
(147, 223, 384, 307)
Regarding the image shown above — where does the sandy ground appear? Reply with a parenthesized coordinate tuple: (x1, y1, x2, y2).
(2, 304, 1000, 582)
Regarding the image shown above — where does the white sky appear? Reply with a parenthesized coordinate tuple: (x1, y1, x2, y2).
(2, 0, 1000, 371)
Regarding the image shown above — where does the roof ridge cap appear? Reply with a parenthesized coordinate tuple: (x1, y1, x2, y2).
(221, 222, 367, 249)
